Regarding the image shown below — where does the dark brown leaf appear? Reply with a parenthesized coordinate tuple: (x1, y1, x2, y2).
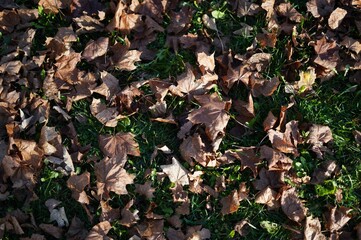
(120, 199, 140, 227)
(67, 172, 90, 204)
(135, 181, 155, 199)
(95, 157, 135, 198)
(82, 37, 109, 62)
(306, 124, 333, 159)
(281, 187, 307, 223)
(325, 206, 352, 232)
(306, 0, 335, 18)
(86, 221, 112, 240)
(304, 216, 326, 240)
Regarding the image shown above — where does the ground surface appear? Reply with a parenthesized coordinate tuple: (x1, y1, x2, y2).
(1, 0, 361, 239)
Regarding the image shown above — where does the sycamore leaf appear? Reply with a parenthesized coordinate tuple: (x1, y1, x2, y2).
(328, 8, 347, 30)
(67, 172, 90, 204)
(120, 199, 140, 227)
(187, 93, 231, 145)
(255, 187, 280, 210)
(161, 157, 189, 186)
(277, 3, 303, 22)
(306, 0, 335, 18)
(220, 183, 248, 215)
(304, 216, 326, 240)
(232, 147, 262, 177)
(260, 145, 293, 171)
(306, 124, 333, 159)
(180, 134, 216, 167)
(135, 181, 155, 199)
(86, 221, 112, 240)
(98, 132, 140, 166)
(66, 217, 88, 240)
(326, 206, 352, 232)
(82, 37, 109, 62)
(281, 187, 307, 223)
(95, 157, 135, 198)
(90, 98, 123, 127)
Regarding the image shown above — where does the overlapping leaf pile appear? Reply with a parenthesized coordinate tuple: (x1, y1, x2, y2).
(1, 0, 361, 239)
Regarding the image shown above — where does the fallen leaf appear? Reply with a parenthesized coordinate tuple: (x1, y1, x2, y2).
(306, 0, 335, 18)
(186, 225, 211, 240)
(220, 183, 248, 215)
(161, 157, 189, 186)
(90, 98, 122, 127)
(268, 120, 299, 155)
(202, 14, 218, 31)
(82, 37, 109, 62)
(95, 157, 135, 198)
(353, 130, 361, 144)
(120, 199, 140, 227)
(277, 3, 303, 22)
(306, 124, 333, 159)
(325, 206, 352, 232)
(232, 147, 262, 177)
(187, 93, 231, 149)
(39, 224, 64, 239)
(92, 71, 121, 101)
(310, 160, 337, 184)
(86, 221, 112, 240)
(281, 187, 307, 223)
(49, 207, 69, 227)
(66, 217, 88, 240)
(260, 145, 293, 171)
(255, 187, 280, 210)
(98, 132, 140, 166)
(234, 220, 250, 237)
(296, 67, 317, 93)
(341, 37, 361, 55)
(135, 181, 155, 199)
(314, 37, 339, 70)
(67, 172, 90, 204)
(304, 216, 326, 240)
(328, 8, 347, 30)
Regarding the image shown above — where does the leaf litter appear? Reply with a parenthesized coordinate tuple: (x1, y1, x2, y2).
(0, 0, 361, 239)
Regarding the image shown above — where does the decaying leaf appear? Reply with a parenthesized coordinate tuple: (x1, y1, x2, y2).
(281, 187, 307, 223)
(328, 8, 347, 30)
(98, 132, 140, 166)
(161, 157, 189, 186)
(86, 221, 112, 240)
(306, 124, 333, 159)
(255, 187, 280, 210)
(325, 206, 352, 232)
(304, 216, 326, 240)
(66, 172, 90, 204)
(120, 199, 140, 227)
(95, 157, 135, 198)
(220, 183, 248, 215)
(135, 181, 155, 199)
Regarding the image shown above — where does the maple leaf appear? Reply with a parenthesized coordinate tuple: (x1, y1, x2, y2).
(314, 37, 339, 70)
(276, 3, 303, 22)
(167, 6, 193, 34)
(281, 187, 307, 223)
(86, 221, 112, 240)
(187, 93, 231, 149)
(98, 132, 140, 166)
(90, 98, 123, 127)
(328, 8, 347, 29)
(232, 147, 262, 177)
(255, 187, 280, 210)
(160, 157, 189, 186)
(120, 199, 140, 227)
(180, 134, 217, 167)
(110, 39, 141, 71)
(82, 37, 109, 62)
(95, 157, 135, 198)
(306, 0, 335, 18)
(310, 160, 337, 184)
(260, 145, 293, 171)
(67, 172, 90, 204)
(99, 200, 120, 223)
(38, 0, 71, 14)
(220, 183, 248, 215)
(230, 0, 260, 17)
(253, 168, 285, 190)
(66, 217, 88, 240)
(306, 124, 333, 158)
(304, 216, 326, 240)
(135, 181, 155, 199)
(268, 120, 299, 155)
(325, 206, 352, 232)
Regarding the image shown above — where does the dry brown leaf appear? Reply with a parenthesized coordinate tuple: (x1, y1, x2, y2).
(100, 200, 120, 223)
(260, 145, 293, 171)
(135, 181, 155, 199)
(326, 206, 352, 232)
(314, 37, 339, 70)
(39, 224, 64, 239)
(328, 8, 347, 30)
(120, 199, 140, 227)
(306, 0, 335, 18)
(90, 98, 122, 127)
(82, 37, 109, 62)
(232, 147, 261, 177)
(186, 226, 211, 240)
(253, 168, 285, 190)
(166, 228, 185, 240)
(220, 183, 248, 215)
(86, 221, 112, 240)
(234, 220, 250, 237)
(171, 183, 188, 203)
(196, 49, 215, 73)
(255, 187, 280, 210)
(167, 6, 193, 34)
(277, 3, 303, 22)
(161, 157, 189, 186)
(180, 134, 216, 167)
(187, 93, 231, 149)
(306, 124, 333, 159)
(353, 130, 361, 144)
(232, 0, 260, 17)
(95, 157, 135, 198)
(268, 120, 299, 156)
(98, 132, 140, 166)
(281, 187, 307, 223)
(38, 0, 71, 14)
(304, 216, 326, 240)
(67, 172, 90, 204)
(310, 160, 337, 184)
